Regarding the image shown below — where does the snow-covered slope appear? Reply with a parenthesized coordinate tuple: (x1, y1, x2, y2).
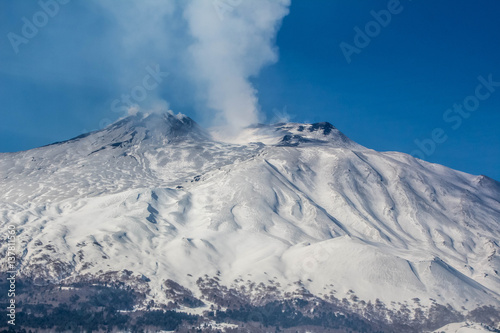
(433, 322, 496, 332)
(1, 111, 499, 329)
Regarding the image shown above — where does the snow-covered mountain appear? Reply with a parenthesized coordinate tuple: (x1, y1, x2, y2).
(1, 111, 499, 332)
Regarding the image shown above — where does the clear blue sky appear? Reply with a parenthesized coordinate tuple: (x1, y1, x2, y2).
(1, 1, 499, 181)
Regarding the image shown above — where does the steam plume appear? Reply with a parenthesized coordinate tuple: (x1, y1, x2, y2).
(92, 0, 291, 131)
(184, 0, 291, 130)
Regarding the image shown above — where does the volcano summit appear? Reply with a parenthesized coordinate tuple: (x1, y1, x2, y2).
(1, 112, 499, 332)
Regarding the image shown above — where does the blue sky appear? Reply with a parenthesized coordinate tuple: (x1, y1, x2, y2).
(0, 0, 499, 181)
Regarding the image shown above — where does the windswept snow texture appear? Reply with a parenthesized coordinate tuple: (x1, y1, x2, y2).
(1, 112, 499, 314)
(433, 322, 496, 332)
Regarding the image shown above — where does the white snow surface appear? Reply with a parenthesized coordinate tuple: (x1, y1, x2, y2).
(433, 321, 495, 332)
(1, 112, 499, 312)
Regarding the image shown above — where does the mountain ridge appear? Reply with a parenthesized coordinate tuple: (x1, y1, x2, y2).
(1, 111, 499, 331)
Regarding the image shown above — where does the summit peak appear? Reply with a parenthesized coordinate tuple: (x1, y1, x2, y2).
(213, 121, 363, 149)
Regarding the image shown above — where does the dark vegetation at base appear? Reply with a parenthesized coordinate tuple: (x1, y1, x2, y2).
(210, 303, 500, 333)
(0, 300, 372, 332)
(0, 306, 197, 332)
(1, 301, 500, 333)
(208, 301, 384, 332)
(1, 276, 499, 332)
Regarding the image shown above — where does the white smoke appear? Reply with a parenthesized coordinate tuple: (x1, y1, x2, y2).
(91, 0, 291, 131)
(184, 0, 291, 131)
